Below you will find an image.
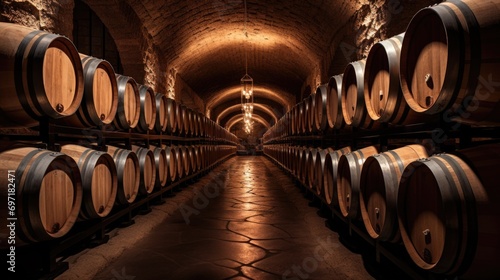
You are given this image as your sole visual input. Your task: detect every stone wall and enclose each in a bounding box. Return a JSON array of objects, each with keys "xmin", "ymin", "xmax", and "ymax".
[
  {"xmin": 174, "ymin": 75, "xmax": 205, "ymax": 114},
  {"xmin": 0, "ymin": 0, "xmax": 74, "ymax": 36},
  {"xmin": 0, "ymin": 0, "xmax": 443, "ymax": 131},
  {"xmin": 310, "ymin": 0, "xmax": 441, "ymax": 99}
]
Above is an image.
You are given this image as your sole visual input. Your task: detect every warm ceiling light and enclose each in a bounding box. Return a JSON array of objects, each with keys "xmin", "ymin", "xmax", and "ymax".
[{"xmin": 240, "ymin": 0, "xmax": 253, "ymax": 134}]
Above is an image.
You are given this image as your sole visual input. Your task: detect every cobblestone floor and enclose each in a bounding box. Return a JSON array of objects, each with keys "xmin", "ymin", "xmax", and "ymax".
[{"xmin": 80, "ymin": 156, "xmax": 379, "ymax": 280}]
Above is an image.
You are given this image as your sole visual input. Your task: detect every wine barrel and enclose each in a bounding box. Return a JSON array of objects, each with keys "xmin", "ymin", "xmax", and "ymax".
[
  {"xmin": 359, "ymin": 144, "xmax": 429, "ymax": 242},
  {"xmin": 364, "ymin": 33, "xmax": 429, "ymax": 125},
  {"xmin": 326, "ymin": 75, "xmax": 345, "ymax": 130},
  {"xmin": 107, "ymin": 146, "xmax": 140, "ymax": 205},
  {"xmin": 298, "ymin": 101, "xmax": 306, "ymax": 135},
  {"xmin": 337, "ymin": 145, "xmax": 379, "ymax": 219},
  {"xmin": 131, "ymin": 145, "xmax": 156, "ymax": 195},
  {"xmin": 322, "ymin": 146, "xmax": 351, "ymax": 207},
  {"xmin": 154, "ymin": 93, "xmax": 168, "ymax": 133},
  {"xmin": 193, "ymin": 145, "xmax": 202, "ymax": 171},
  {"xmin": 60, "ymin": 144, "xmax": 117, "ymax": 220},
  {"xmin": 0, "ymin": 23, "xmax": 84, "ymax": 127},
  {"xmin": 342, "ymin": 60, "xmax": 377, "ymax": 129},
  {"xmin": 162, "ymin": 145, "xmax": 177, "ymax": 182},
  {"xmin": 197, "ymin": 145, "xmax": 205, "ymax": 170},
  {"xmin": 313, "ymin": 148, "xmax": 333, "ymax": 197},
  {"xmin": 173, "ymin": 146, "xmax": 185, "ymax": 178},
  {"xmin": 398, "ymin": 144, "xmax": 500, "ymax": 279},
  {"xmin": 199, "ymin": 145, "xmax": 207, "ymax": 169},
  {"xmin": 175, "ymin": 104, "xmax": 185, "ymax": 135},
  {"xmin": 113, "ymin": 74, "xmax": 140, "ymax": 130},
  {"xmin": 400, "ymin": 0, "xmax": 500, "ymax": 125},
  {"xmin": 306, "ymin": 148, "xmax": 319, "ymax": 189},
  {"xmin": 185, "ymin": 146, "xmax": 195, "ymax": 175},
  {"xmin": 164, "ymin": 98, "xmax": 177, "ymax": 134},
  {"xmin": 150, "ymin": 145, "xmax": 167, "ymax": 188},
  {"xmin": 59, "ymin": 54, "xmax": 118, "ymax": 127},
  {"xmin": 135, "ymin": 85, "xmax": 157, "ymax": 133},
  {"xmin": 198, "ymin": 113, "xmax": 205, "ymax": 137},
  {"xmin": 290, "ymin": 105, "xmax": 298, "ymax": 135},
  {"xmin": 294, "ymin": 146, "xmax": 304, "ymax": 178},
  {"xmin": 306, "ymin": 94, "xmax": 316, "ymax": 134},
  {"xmin": 290, "ymin": 146, "xmax": 299, "ymax": 176},
  {"xmin": 192, "ymin": 110, "xmax": 199, "ymax": 137},
  {"xmin": 296, "ymin": 146, "xmax": 305, "ymax": 182},
  {"xmin": 299, "ymin": 147, "xmax": 314, "ymax": 185},
  {"xmin": 314, "ymin": 84, "xmax": 329, "ymax": 132},
  {"xmin": 185, "ymin": 107, "xmax": 194, "ymax": 136},
  {"xmin": 0, "ymin": 147, "xmax": 82, "ymax": 246}
]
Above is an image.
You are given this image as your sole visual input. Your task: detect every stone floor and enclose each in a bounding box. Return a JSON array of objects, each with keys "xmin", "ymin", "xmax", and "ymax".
[{"xmin": 59, "ymin": 156, "xmax": 396, "ymax": 280}]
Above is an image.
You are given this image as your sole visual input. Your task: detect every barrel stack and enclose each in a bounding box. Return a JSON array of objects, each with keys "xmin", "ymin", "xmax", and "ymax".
[
  {"xmin": 263, "ymin": 1, "xmax": 500, "ymax": 279},
  {"xmin": 0, "ymin": 22, "xmax": 238, "ymax": 251}
]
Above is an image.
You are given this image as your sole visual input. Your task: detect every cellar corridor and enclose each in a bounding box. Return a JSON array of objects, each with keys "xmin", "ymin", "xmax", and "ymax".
[{"xmin": 58, "ymin": 156, "xmax": 398, "ymax": 280}]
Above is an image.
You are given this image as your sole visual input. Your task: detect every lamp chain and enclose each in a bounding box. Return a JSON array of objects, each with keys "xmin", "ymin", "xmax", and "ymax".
[{"xmin": 244, "ymin": 0, "xmax": 248, "ymax": 75}]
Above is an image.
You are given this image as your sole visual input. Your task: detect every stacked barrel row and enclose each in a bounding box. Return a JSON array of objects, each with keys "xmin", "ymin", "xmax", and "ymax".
[
  {"xmin": 0, "ymin": 22, "xmax": 238, "ymax": 248},
  {"xmin": 0, "ymin": 144, "xmax": 236, "ymax": 247},
  {"xmin": 264, "ymin": 0, "xmax": 500, "ymax": 142},
  {"xmin": 264, "ymin": 143, "xmax": 500, "ymax": 279},
  {"xmin": 0, "ymin": 22, "xmax": 237, "ymax": 144}
]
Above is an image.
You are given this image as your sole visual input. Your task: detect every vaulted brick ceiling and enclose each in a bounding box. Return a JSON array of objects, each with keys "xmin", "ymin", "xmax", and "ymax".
[{"xmin": 105, "ymin": 0, "xmax": 357, "ymax": 128}]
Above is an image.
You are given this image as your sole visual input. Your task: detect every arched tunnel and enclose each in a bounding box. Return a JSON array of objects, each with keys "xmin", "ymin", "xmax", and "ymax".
[{"xmin": 3, "ymin": 1, "xmax": 499, "ymax": 280}]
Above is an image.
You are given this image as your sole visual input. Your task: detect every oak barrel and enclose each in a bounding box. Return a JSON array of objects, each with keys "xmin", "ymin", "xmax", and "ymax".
[
  {"xmin": 313, "ymin": 148, "xmax": 333, "ymax": 197},
  {"xmin": 184, "ymin": 107, "xmax": 194, "ymax": 137},
  {"xmin": 364, "ymin": 33, "xmax": 429, "ymax": 125},
  {"xmin": 113, "ymin": 74, "xmax": 140, "ymax": 130},
  {"xmin": 0, "ymin": 23, "xmax": 84, "ymax": 127},
  {"xmin": 131, "ymin": 145, "xmax": 156, "ymax": 195},
  {"xmin": 290, "ymin": 105, "xmax": 298, "ymax": 135},
  {"xmin": 60, "ymin": 54, "xmax": 118, "ymax": 127},
  {"xmin": 193, "ymin": 145, "xmax": 202, "ymax": 172},
  {"xmin": 150, "ymin": 145, "xmax": 167, "ymax": 188},
  {"xmin": 107, "ymin": 146, "xmax": 140, "ymax": 205},
  {"xmin": 359, "ymin": 144, "xmax": 429, "ymax": 242},
  {"xmin": 164, "ymin": 98, "xmax": 177, "ymax": 134},
  {"xmin": 173, "ymin": 146, "xmax": 186, "ymax": 179},
  {"xmin": 342, "ymin": 60, "xmax": 377, "ymax": 128},
  {"xmin": 198, "ymin": 112, "xmax": 205, "ymax": 137},
  {"xmin": 192, "ymin": 112, "xmax": 200, "ymax": 137},
  {"xmin": 61, "ymin": 145, "xmax": 117, "ymax": 220},
  {"xmin": 135, "ymin": 85, "xmax": 157, "ymax": 133},
  {"xmin": 398, "ymin": 144, "xmax": 500, "ymax": 279},
  {"xmin": 154, "ymin": 93, "xmax": 168, "ymax": 133},
  {"xmin": 291, "ymin": 146, "xmax": 300, "ymax": 176},
  {"xmin": 314, "ymin": 84, "xmax": 329, "ymax": 132},
  {"xmin": 0, "ymin": 147, "xmax": 82, "ymax": 246},
  {"xmin": 162, "ymin": 145, "xmax": 177, "ymax": 182},
  {"xmin": 306, "ymin": 94, "xmax": 316, "ymax": 134},
  {"xmin": 337, "ymin": 145, "xmax": 379, "ymax": 219},
  {"xmin": 175, "ymin": 104, "xmax": 185, "ymax": 135},
  {"xmin": 182, "ymin": 146, "xmax": 193, "ymax": 175},
  {"xmin": 197, "ymin": 145, "xmax": 205, "ymax": 170},
  {"xmin": 299, "ymin": 147, "xmax": 311, "ymax": 184},
  {"xmin": 297, "ymin": 101, "xmax": 305, "ymax": 135},
  {"xmin": 306, "ymin": 148, "xmax": 319, "ymax": 189},
  {"xmin": 326, "ymin": 75, "xmax": 345, "ymax": 130},
  {"xmin": 322, "ymin": 146, "xmax": 351, "ymax": 207},
  {"xmin": 400, "ymin": 0, "xmax": 500, "ymax": 125}
]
